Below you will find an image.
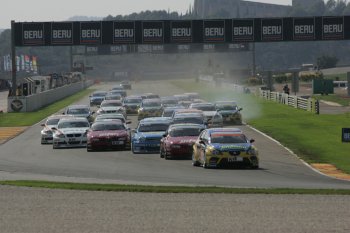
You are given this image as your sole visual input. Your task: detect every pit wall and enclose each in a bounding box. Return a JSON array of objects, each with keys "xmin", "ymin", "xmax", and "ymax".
[{"xmin": 7, "ymin": 80, "xmax": 93, "ymax": 113}]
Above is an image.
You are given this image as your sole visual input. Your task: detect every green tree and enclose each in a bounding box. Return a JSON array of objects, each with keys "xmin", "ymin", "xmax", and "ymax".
[{"xmin": 316, "ymin": 55, "xmax": 339, "ymax": 69}]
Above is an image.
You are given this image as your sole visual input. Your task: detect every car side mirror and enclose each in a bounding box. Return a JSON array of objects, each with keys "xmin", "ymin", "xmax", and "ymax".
[
  {"xmin": 126, "ymin": 120, "xmax": 132, "ymax": 124},
  {"xmin": 199, "ymin": 139, "xmax": 205, "ymax": 144},
  {"xmin": 250, "ymin": 139, "xmax": 255, "ymax": 143},
  {"xmin": 132, "ymin": 129, "xmax": 136, "ymax": 133},
  {"xmin": 162, "ymin": 133, "xmax": 167, "ymax": 137},
  {"xmin": 62, "ymin": 112, "xmax": 65, "ymax": 115},
  {"xmin": 41, "ymin": 123, "xmax": 45, "ymax": 127},
  {"xmin": 51, "ymin": 127, "xmax": 57, "ymax": 131},
  {"xmin": 239, "ymin": 108, "xmax": 243, "ymax": 111}
]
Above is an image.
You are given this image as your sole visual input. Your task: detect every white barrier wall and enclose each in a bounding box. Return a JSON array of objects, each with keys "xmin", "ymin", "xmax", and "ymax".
[{"xmin": 7, "ymin": 81, "xmax": 93, "ymax": 113}]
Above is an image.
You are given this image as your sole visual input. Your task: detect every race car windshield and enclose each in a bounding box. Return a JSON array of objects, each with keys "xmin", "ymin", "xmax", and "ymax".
[
  {"xmin": 101, "ymin": 102, "xmax": 122, "ymax": 107},
  {"xmin": 92, "ymin": 93, "xmax": 106, "ymax": 97},
  {"xmin": 124, "ymin": 99, "xmax": 142, "ymax": 103},
  {"xmin": 105, "ymin": 95, "xmax": 121, "ymax": 100},
  {"xmin": 138, "ymin": 124, "xmax": 169, "ymax": 132},
  {"xmin": 193, "ymin": 106, "xmax": 216, "ymax": 111},
  {"xmin": 211, "ymin": 134, "xmax": 247, "ymax": 144},
  {"xmin": 173, "ymin": 117, "xmax": 204, "ymax": 124},
  {"xmin": 169, "ymin": 128, "xmax": 202, "ymax": 137},
  {"xmin": 216, "ymin": 105, "xmax": 238, "ymax": 111},
  {"xmin": 46, "ymin": 118, "xmax": 60, "ymax": 125},
  {"xmin": 67, "ymin": 108, "xmax": 89, "ymax": 115},
  {"xmin": 91, "ymin": 123, "xmax": 125, "ymax": 131},
  {"xmin": 58, "ymin": 121, "xmax": 89, "ymax": 129},
  {"xmin": 143, "ymin": 102, "xmax": 161, "ymax": 107}
]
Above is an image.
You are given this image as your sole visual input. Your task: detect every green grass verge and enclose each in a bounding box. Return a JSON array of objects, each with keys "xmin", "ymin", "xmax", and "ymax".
[
  {"xmin": 1, "ymin": 180, "xmax": 349, "ymax": 194},
  {"xmin": 0, "ymin": 88, "xmax": 95, "ymax": 127},
  {"xmin": 324, "ymin": 73, "xmax": 347, "ymax": 81},
  {"xmin": 171, "ymin": 80, "xmax": 350, "ymax": 174},
  {"xmin": 313, "ymin": 94, "xmax": 350, "ymax": 106}
]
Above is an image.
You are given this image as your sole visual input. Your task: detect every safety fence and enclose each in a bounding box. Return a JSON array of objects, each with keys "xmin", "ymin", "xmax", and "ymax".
[{"xmin": 259, "ymin": 89, "xmax": 319, "ymax": 114}]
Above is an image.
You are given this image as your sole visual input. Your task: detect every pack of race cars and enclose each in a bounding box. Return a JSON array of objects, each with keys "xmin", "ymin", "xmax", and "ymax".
[{"xmin": 40, "ymin": 82, "xmax": 259, "ymax": 169}]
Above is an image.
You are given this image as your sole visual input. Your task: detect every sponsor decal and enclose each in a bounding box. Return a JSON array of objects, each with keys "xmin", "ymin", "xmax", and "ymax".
[
  {"xmin": 22, "ymin": 23, "xmax": 45, "ymax": 46},
  {"xmin": 261, "ymin": 18, "xmax": 283, "ymax": 41},
  {"xmin": 142, "ymin": 21, "xmax": 164, "ymax": 43},
  {"xmin": 110, "ymin": 45, "xmax": 128, "ymax": 54},
  {"xmin": 203, "ymin": 20, "xmax": 225, "ymax": 43},
  {"xmin": 51, "ymin": 22, "xmax": 73, "ymax": 45},
  {"xmin": 11, "ymin": 99, "xmax": 24, "ymax": 112},
  {"xmin": 86, "ymin": 46, "xmax": 99, "ymax": 55},
  {"xmin": 113, "ymin": 21, "xmax": 135, "ymax": 44},
  {"xmin": 80, "ymin": 22, "xmax": 102, "ymax": 44},
  {"xmin": 171, "ymin": 21, "xmax": 192, "ymax": 43},
  {"xmin": 293, "ymin": 17, "xmax": 315, "ymax": 41},
  {"xmin": 232, "ymin": 19, "xmax": 254, "ymax": 42},
  {"xmin": 322, "ymin": 17, "xmax": 344, "ymax": 40}
]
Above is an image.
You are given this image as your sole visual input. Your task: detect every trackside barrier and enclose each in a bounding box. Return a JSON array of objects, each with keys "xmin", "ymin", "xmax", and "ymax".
[
  {"xmin": 259, "ymin": 89, "xmax": 319, "ymax": 114},
  {"xmin": 197, "ymin": 75, "xmax": 319, "ymax": 114},
  {"xmin": 7, "ymin": 80, "xmax": 94, "ymax": 112}
]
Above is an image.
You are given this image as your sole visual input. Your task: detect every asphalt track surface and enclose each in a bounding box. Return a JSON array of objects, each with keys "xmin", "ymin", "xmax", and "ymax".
[{"xmin": 1, "ymin": 80, "xmax": 350, "ymax": 189}]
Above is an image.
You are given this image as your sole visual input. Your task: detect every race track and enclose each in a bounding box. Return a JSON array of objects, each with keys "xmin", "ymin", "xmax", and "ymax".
[{"xmin": 1, "ymin": 80, "xmax": 350, "ymax": 189}]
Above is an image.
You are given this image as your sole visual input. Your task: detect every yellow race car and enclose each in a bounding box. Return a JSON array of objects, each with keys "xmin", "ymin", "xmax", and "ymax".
[
  {"xmin": 137, "ymin": 99, "xmax": 163, "ymax": 120},
  {"xmin": 192, "ymin": 128, "xmax": 259, "ymax": 169}
]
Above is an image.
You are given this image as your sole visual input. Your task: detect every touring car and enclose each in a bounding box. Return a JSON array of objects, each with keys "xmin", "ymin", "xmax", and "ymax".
[
  {"xmin": 40, "ymin": 114, "xmax": 73, "ymax": 144},
  {"xmin": 87, "ymin": 119, "xmax": 131, "ymax": 151},
  {"xmin": 96, "ymin": 100, "xmax": 126, "ymax": 118},
  {"xmin": 192, "ymin": 128, "xmax": 259, "ymax": 169},
  {"xmin": 63, "ymin": 105, "xmax": 94, "ymax": 123},
  {"xmin": 123, "ymin": 96, "xmax": 143, "ymax": 114},
  {"xmin": 131, "ymin": 117, "xmax": 171, "ymax": 154},
  {"xmin": 89, "ymin": 91, "xmax": 107, "ymax": 106},
  {"xmin": 160, "ymin": 124, "xmax": 205, "ymax": 160},
  {"xmin": 137, "ymin": 99, "xmax": 163, "ymax": 120},
  {"xmin": 215, "ymin": 101, "xmax": 243, "ymax": 125},
  {"xmin": 189, "ymin": 103, "xmax": 223, "ymax": 127},
  {"xmin": 52, "ymin": 117, "xmax": 90, "ymax": 149}
]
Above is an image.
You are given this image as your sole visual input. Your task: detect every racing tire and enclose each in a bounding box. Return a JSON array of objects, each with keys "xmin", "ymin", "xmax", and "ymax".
[
  {"xmin": 160, "ymin": 148, "xmax": 165, "ymax": 158},
  {"xmin": 164, "ymin": 151, "xmax": 171, "ymax": 160},
  {"xmin": 192, "ymin": 153, "xmax": 200, "ymax": 167}
]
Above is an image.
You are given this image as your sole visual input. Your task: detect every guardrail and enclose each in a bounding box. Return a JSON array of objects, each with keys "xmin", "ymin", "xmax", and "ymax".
[{"xmin": 259, "ymin": 89, "xmax": 319, "ymax": 114}]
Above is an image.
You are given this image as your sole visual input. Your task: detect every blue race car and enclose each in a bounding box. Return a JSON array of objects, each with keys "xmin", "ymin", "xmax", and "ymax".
[{"xmin": 131, "ymin": 117, "xmax": 171, "ymax": 154}]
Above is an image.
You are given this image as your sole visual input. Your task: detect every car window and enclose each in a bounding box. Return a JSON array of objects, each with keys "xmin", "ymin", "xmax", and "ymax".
[
  {"xmin": 46, "ymin": 118, "xmax": 60, "ymax": 125},
  {"xmin": 58, "ymin": 121, "xmax": 89, "ymax": 128},
  {"xmin": 91, "ymin": 123, "xmax": 125, "ymax": 131},
  {"xmin": 138, "ymin": 123, "xmax": 169, "ymax": 132},
  {"xmin": 169, "ymin": 128, "xmax": 202, "ymax": 137},
  {"xmin": 210, "ymin": 133, "xmax": 247, "ymax": 144},
  {"xmin": 67, "ymin": 108, "xmax": 89, "ymax": 115}
]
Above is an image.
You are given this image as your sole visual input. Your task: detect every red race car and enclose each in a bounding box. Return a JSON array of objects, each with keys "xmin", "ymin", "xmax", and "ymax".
[
  {"xmin": 160, "ymin": 123, "xmax": 205, "ymax": 160},
  {"xmin": 87, "ymin": 119, "xmax": 131, "ymax": 151}
]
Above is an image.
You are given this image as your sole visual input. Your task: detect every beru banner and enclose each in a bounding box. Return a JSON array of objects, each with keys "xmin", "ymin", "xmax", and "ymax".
[{"xmin": 13, "ymin": 16, "xmax": 350, "ymax": 46}]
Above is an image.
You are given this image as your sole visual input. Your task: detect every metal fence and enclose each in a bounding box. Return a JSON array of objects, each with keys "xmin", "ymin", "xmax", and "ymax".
[{"xmin": 259, "ymin": 89, "xmax": 319, "ymax": 114}]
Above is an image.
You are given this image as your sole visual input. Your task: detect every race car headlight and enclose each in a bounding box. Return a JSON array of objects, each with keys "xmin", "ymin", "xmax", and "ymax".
[
  {"xmin": 55, "ymin": 133, "xmax": 65, "ymax": 138},
  {"xmin": 247, "ymin": 148, "xmax": 257, "ymax": 156}
]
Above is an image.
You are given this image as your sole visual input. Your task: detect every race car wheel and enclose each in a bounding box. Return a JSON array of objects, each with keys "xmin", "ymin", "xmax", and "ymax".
[
  {"xmin": 160, "ymin": 148, "xmax": 165, "ymax": 158},
  {"xmin": 164, "ymin": 151, "xmax": 171, "ymax": 160},
  {"xmin": 192, "ymin": 152, "xmax": 200, "ymax": 167}
]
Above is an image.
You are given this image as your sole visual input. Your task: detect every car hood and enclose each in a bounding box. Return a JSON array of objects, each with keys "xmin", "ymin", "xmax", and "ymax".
[
  {"xmin": 134, "ymin": 131, "xmax": 165, "ymax": 139},
  {"xmin": 58, "ymin": 127, "xmax": 90, "ymax": 134},
  {"xmin": 88, "ymin": 130, "xmax": 128, "ymax": 138},
  {"xmin": 167, "ymin": 136, "xmax": 198, "ymax": 145},
  {"xmin": 101, "ymin": 106, "xmax": 123, "ymax": 111},
  {"xmin": 211, "ymin": 143, "xmax": 251, "ymax": 152}
]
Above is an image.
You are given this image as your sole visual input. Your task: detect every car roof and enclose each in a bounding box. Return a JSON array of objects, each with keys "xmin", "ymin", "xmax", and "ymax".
[
  {"xmin": 59, "ymin": 117, "xmax": 89, "ymax": 123},
  {"xmin": 92, "ymin": 119, "xmax": 123, "ymax": 124},
  {"xmin": 125, "ymin": 95, "xmax": 142, "ymax": 99},
  {"xmin": 101, "ymin": 100, "xmax": 122, "ymax": 103},
  {"xmin": 96, "ymin": 113, "xmax": 124, "ymax": 118},
  {"xmin": 207, "ymin": 128, "xmax": 243, "ymax": 134},
  {"xmin": 140, "ymin": 117, "xmax": 172, "ymax": 123},
  {"xmin": 67, "ymin": 105, "xmax": 89, "ymax": 109},
  {"xmin": 168, "ymin": 123, "xmax": 205, "ymax": 130},
  {"xmin": 142, "ymin": 99, "xmax": 161, "ymax": 103}
]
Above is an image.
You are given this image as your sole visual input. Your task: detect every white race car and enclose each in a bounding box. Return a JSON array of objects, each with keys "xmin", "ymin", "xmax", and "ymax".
[
  {"xmin": 52, "ymin": 117, "xmax": 90, "ymax": 149},
  {"xmin": 40, "ymin": 114, "xmax": 73, "ymax": 144}
]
